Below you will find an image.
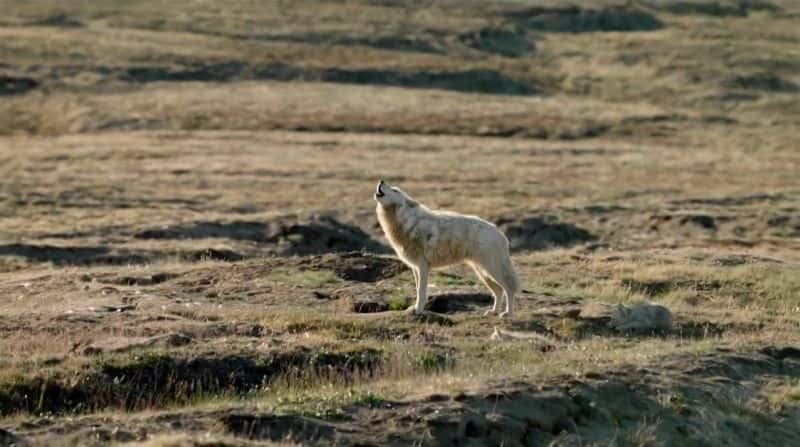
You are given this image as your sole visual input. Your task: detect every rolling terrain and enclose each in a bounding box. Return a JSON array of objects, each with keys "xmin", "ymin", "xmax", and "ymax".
[{"xmin": 1, "ymin": 1, "xmax": 799, "ymax": 445}]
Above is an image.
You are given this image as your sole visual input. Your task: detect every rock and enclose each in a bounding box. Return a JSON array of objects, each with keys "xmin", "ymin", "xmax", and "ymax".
[{"xmin": 608, "ymin": 303, "xmax": 673, "ymax": 332}]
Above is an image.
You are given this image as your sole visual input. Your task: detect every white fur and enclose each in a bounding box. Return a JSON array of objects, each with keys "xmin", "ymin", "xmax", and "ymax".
[{"xmin": 374, "ymin": 181, "xmax": 521, "ymax": 318}]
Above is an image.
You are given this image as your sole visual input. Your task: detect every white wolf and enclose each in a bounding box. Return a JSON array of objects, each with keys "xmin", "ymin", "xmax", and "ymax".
[{"xmin": 374, "ymin": 180, "xmax": 521, "ymax": 318}]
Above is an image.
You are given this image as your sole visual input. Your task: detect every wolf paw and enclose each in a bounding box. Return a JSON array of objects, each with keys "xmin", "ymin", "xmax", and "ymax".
[
  {"xmin": 404, "ymin": 306, "xmax": 421, "ymax": 315},
  {"xmin": 498, "ymin": 311, "xmax": 512, "ymax": 319},
  {"xmin": 484, "ymin": 308, "xmax": 498, "ymax": 316}
]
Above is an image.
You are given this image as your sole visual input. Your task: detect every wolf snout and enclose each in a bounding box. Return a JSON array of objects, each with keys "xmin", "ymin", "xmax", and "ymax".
[{"xmin": 375, "ymin": 180, "xmax": 386, "ymax": 197}]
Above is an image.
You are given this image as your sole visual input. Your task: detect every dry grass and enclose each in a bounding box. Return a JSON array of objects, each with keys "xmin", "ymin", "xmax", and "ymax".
[
  {"xmin": 124, "ymin": 434, "xmax": 300, "ymax": 447},
  {"xmin": 1, "ymin": 0, "xmax": 800, "ymax": 445}
]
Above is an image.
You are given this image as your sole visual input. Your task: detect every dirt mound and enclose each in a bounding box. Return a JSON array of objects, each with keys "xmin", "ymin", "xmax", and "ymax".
[
  {"xmin": 430, "ymin": 388, "xmax": 582, "ymax": 445},
  {"xmin": 709, "ymin": 254, "xmax": 784, "ymax": 266},
  {"xmin": 0, "ymin": 243, "xmax": 249, "ymax": 266},
  {"xmin": 0, "ymin": 347, "xmax": 383, "ymax": 415},
  {"xmin": 425, "ymin": 292, "xmax": 493, "ymax": 313},
  {"xmin": 30, "ymin": 13, "xmax": 84, "ymax": 27},
  {"xmin": 407, "ymin": 310, "xmax": 455, "ymax": 326},
  {"xmin": 79, "ymin": 333, "xmax": 192, "ymax": 355},
  {"xmin": 314, "ymin": 67, "xmax": 538, "ymax": 96},
  {"xmin": 11, "ymin": 347, "xmax": 800, "ymax": 445},
  {"xmin": 351, "ymin": 301, "xmax": 390, "ymax": 313},
  {"xmin": 135, "ymin": 216, "xmax": 388, "ymax": 256},
  {"xmin": 670, "ymin": 193, "xmax": 786, "ymax": 206},
  {"xmin": 223, "ymin": 414, "xmax": 335, "ymax": 443},
  {"xmin": 336, "ymin": 35, "xmax": 442, "ymax": 54},
  {"xmin": 270, "ymin": 32, "xmax": 443, "ymax": 55},
  {"xmin": 87, "ymin": 272, "xmax": 178, "ymax": 286},
  {"xmin": 495, "ymin": 215, "xmax": 596, "ymax": 251},
  {"xmin": 767, "ymin": 214, "xmax": 800, "ymax": 237},
  {"xmin": 0, "ymin": 243, "xmax": 109, "ymax": 263},
  {"xmin": 675, "ymin": 320, "xmax": 762, "ymax": 338},
  {"xmin": 0, "ymin": 75, "xmax": 38, "ymax": 95},
  {"xmin": 135, "ymin": 221, "xmax": 269, "ymax": 241},
  {"xmin": 620, "ymin": 277, "xmax": 722, "ymax": 296},
  {"xmin": 209, "ymin": 347, "xmax": 800, "ymax": 446},
  {"xmin": 647, "ymin": 0, "xmax": 780, "ymax": 17},
  {"xmin": 458, "ymin": 27, "xmax": 535, "ymax": 58},
  {"xmin": 650, "ymin": 212, "xmax": 718, "ymax": 230},
  {"xmin": 349, "ymin": 291, "xmax": 492, "ymax": 315},
  {"xmin": 187, "ymin": 248, "xmax": 245, "ymax": 262},
  {"xmin": 403, "ymin": 348, "xmax": 800, "ymax": 446},
  {"xmin": 589, "ymin": 207, "xmax": 798, "ymax": 245},
  {"xmin": 725, "ymin": 73, "xmax": 798, "ymax": 92},
  {"xmin": 122, "ymin": 62, "xmax": 249, "ymax": 83},
  {"xmin": 316, "ymin": 252, "xmax": 405, "ymax": 282},
  {"xmin": 267, "ymin": 217, "xmax": 388, "ymax": 256},
  {"xmin": 121, "ymin": 62, "xmax": 539, "ymax": 96},
  {"xmin": 0, "ymin": 243, "xmax": 150, "ymax": 266},
  {"xmin": 506, "ymin": 6, "xmax": 662, "ymax": 33}
]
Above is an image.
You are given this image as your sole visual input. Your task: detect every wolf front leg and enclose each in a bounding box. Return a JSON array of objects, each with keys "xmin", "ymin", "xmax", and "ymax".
[
  {"xmin": 413, "ymin": 261, "xmax": 429, "ymax": 314},
  {"xmin": 406, "ymin": 266, "xmax": 420, "ymax": 314}
]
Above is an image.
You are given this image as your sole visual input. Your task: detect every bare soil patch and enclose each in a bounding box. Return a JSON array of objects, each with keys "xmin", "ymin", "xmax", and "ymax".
[
  {"xmin": 117, "ymin": 62, "xmax": 540, "ymax": 96},
  {"xmin": 135, "ymin": 215, "xmax": 388, "ymax": 256},
  {"xmin": 506, "ymin": 5, "xmax": 663, "ymax": 33},
  {"xmin": 496, "ymin": 215, "xmax": 596, "ymax": 251},
  {"xmin": 647, "ymin": 0, "xmax": 781, "ymax": 17},
  {"xmin": 1, "ymin": 0, "xmax": 800, "ymax": 444},
  {"xmin": 0, "ymin": 74, "xmax": 38, "ymax": 95},
  {"xmin": 457, "ymin": 26, "xmax": 535, "ymax": 58}
]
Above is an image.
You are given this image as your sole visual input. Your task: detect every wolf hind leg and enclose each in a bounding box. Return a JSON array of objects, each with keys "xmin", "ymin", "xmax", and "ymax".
[
  {"xmin": 471, "ymin": 263, "xmax": 504, "ymax": 315},
  {"xmin": 473, "ymin": 253, "xmax": 519, "ymax": 319}
]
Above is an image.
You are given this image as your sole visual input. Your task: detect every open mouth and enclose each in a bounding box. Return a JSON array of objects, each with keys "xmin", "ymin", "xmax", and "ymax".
[{"xmin": 375, "ymin": 182, "xmax": 385, "ymax": 198}]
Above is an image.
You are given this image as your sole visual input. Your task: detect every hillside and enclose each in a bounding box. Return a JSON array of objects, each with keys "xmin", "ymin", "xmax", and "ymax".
[{"xmin": 1, "ymin": 1, "xmax": 799, "ymax": 445}]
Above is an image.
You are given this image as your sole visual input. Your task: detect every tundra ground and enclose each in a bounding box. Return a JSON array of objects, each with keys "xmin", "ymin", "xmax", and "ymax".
[{"xmin": 1, "ymin": 1, "xmax": 799, "ymax": 445}]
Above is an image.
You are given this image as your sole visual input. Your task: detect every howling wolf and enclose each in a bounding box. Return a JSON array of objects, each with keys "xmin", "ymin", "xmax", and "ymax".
[{"xmin": 374, "ymin": 180, "xmax": 521, "ymax": 318}]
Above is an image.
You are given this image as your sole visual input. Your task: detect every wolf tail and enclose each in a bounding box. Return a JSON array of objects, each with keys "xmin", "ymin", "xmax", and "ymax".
[
  {"xmin": 497, "ymin": 239, "xmax": 521, "ymax": 293},
  {"xmin": 502, "ymin": 254, "xmax": 522, "ymax": 294}
]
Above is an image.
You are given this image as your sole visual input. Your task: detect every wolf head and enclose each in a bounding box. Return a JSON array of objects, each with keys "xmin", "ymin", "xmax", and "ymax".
[{"xmin": 374, "ymin": 180, "xmax": 418, "ymax": 209}]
